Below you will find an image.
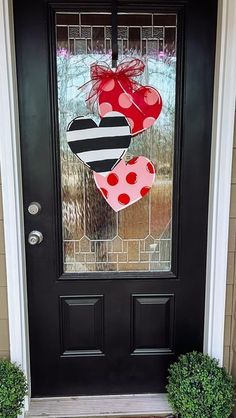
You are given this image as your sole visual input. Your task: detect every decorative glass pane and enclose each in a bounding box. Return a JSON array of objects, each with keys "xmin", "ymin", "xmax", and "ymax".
[
  {"xmin": 147, "ymin": 40, "xmax": 158, "ymax": 55},
  {"xmin": 118, "ymin": 14, "xmax": 152, "ymax": 26},
  {"xmin": 87, "ymin": 39, "xmax": 92, "ymax": 53},
  {"xmin": 69, "ymin": 26, "xmax": 80, "ymax": 38},
  {"xmin": 56, "ymin": 13, "xmax": 79, "ymax": 25},
  {"xmin": 105, "ymin": 26, "xmax": 112, "ymax": 38},
  {"xmin": 153, "ymin": 14, "xmax": 176, "ymax": 26},
  {"xmin": 165, "ymin": 27, "xmax": 177, "ymax": 55},
  {"xmin": 56, "ymin": 12, "xmax": 177, "ymax": 273},
  {"xmin": 123, "ymin": 39, "xmax": 128, "ymax": 53},
  {"xmin": 129, "ymin": 27, "xmax": 141, "ymax": 52},
  {"xmin": 92, "ymin": 27, "xmax": 105, "ymax": 53},
  {"xmin": 81, "ymin": 14, "xmax": 111, "ymax": 25},
  {"xmin": 57, "ymin": 26, "xmax": 68, "ymax": 50},
  {"xmin": 118, "ymin": 27, "xmax": 128, "ymax": 39},
  {"xmin": 69, "ymin": 39, "xmax": 74, "ymax": 54},
  {"xmin": 153, "ymin": 27, "xmax": 164, "ymax": 39},
  {"xmin": 118, "ymin": 40, "xmax": 123, "ymax": 54},
  {"xmin": 106, "ymin": 39, "xmax": 111, "ymax": 53},
  {"xmin": 142, "ymin": 40, "xmax": 147, "ymax": 55},
  {"xmin": 81, "ymin": 26, "xmax": 92, "ymax": 38},
  {"xmin": 142, "ymin": 27, "xmax": 152, "ymax": 39},
  {"xmin": 75, "ymin": 39, "xmax": 86, "ymax": 54}
]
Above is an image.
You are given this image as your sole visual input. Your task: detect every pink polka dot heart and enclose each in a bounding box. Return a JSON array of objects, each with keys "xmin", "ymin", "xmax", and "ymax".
[
  {"xmin": 93, "ymin": 156, "xmax": 156, "ymax": 212},
  {"xmin": 98, "ymin": 82, "xmax": 162, "ymax": 136}
]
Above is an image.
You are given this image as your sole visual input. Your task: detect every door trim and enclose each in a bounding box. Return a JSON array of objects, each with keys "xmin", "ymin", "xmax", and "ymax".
[
  {"xmin": 0, "ymin": 0, "xmax": 236, "ymax": 415},
  {"xmin": 204, "ymin": 0, "xmax": 236, "ymax": 362},
  {"xmin": 0, "ymin": 0, "xmax": 30, "ymax": 413}
]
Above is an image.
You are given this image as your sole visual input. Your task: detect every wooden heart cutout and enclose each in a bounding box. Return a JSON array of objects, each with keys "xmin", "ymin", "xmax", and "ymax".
[
  {"xmin": 98, "ymin": 84, "xmax": 162, "ymax": 136},
  {"xmin": 66, "ymin": 112, "xmax": 131, "ymax": 174},
  {"xmin": 93, "ymin": 156, "xmax": 155, "ymax": 212}
]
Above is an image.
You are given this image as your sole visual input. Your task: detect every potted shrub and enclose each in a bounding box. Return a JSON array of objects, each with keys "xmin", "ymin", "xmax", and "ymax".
[
  {"xmin": 166, "ymin": 351, "xmax": 234, "ymax": 418},
  {"xmin": 0, "ymin": 358, "xmax": 28, "ymax": 418}
]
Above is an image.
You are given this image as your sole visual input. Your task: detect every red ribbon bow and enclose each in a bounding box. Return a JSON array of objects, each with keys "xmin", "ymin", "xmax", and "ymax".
[{"xmin": 79, "ymin": 59, "xmax": 145, "ymax": 104}]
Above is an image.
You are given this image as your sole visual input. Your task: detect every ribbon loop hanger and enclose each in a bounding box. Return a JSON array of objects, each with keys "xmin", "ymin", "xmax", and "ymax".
[{"xmin": 111, "ymin": 0, "xmax": 118, "ymax": 68}]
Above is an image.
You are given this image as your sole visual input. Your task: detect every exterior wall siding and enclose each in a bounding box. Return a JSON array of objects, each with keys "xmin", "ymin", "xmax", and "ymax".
[
  {"xmin": 0, "ymin": 173, "xmax": 9, "ymax": 359},
  {"xmin": 225, "ymin": 113, "xmax": 236, "ymax": 375}
]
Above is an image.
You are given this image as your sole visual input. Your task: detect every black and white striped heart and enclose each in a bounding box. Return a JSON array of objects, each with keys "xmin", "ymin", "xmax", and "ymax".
[{"xmin": 66, "ymin": 111, "xmax": 131, "ymax": 175}]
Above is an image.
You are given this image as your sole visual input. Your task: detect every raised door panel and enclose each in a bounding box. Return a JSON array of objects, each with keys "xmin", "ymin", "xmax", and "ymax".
[
  {"xmin": 60, "ymin": 295, "xmax": 104, "ymax": 356},
  {"xmin": 131, "ymin": 294, "xmax": 174, "ymax": 354}
]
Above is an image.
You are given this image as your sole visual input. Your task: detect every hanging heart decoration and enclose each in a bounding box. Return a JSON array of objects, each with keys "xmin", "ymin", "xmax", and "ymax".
[
  {"xmin": 66, "ymin": 111, "xmax": 131, "ymax": 174},
  {"xmin": 79, "ymin": 59, "xmax": 162, "ymax": 136},
  {"xmin": 93, "ymin": 156, "xmax": 156, "ymax": 212},
  {"xmin": 99, "ymin": 85, "xmax": 162, "ymax": 136}
]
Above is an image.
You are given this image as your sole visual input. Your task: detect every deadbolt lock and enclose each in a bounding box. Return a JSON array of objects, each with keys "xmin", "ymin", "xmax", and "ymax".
[{"xmin": 28, "ymin": 202, "xmax": 41, "ymax": 215}]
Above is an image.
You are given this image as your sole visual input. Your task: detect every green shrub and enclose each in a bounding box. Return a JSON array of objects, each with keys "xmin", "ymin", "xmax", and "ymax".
[
  {"xmin": 166, "ymin": 351, "xmax": 234, "ymax": 418},
  {"xmin": 0, "ymin": 359, "xmax": 28, "ymax": 418}
]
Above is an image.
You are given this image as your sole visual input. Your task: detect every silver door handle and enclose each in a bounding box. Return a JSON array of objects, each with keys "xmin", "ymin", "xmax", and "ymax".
[{"xmin": 28, "ymin": 230, "xmax": 43, "ymax": 245}]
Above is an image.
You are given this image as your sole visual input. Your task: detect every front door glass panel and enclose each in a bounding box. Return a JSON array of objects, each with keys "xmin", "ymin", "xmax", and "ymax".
[{"xmin": 56, "ymin": 12, "xmax": 177, "ymax": 273}]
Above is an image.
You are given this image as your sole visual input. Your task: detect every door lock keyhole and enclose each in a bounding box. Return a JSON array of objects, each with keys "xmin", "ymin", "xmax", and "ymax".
[{"xmin": 28, "ymin": 230, "xmax": 43, "ymax": 245}]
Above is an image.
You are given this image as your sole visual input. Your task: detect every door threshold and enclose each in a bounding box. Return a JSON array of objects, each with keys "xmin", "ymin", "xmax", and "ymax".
[{"xmin": 25, "ymin": 393, "xmax": 173, "ymax": 417}]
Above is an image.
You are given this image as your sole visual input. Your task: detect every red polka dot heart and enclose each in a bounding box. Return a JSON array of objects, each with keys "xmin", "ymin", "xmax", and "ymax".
[
  {"xmin": 98, "ymin": 83, "xmax": 162, "ymax": 136},
  {"xmin": 93, "ymin": 156, "xmax": 155, "ymax": 212}
]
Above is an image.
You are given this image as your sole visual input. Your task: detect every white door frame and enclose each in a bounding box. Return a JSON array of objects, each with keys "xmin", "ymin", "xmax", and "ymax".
[
  {"xmin": 0, "ymin": 0, "xmax": 236, "ymax": 415},
  {"xmin": 203, "ymin": 0, "xmax": 236, "ymax": 360}
]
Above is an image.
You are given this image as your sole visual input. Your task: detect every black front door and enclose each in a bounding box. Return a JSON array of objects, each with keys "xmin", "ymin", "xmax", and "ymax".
[{"xmin": 13, "ymin": 0, "xmax": 217, "ymax": 397}]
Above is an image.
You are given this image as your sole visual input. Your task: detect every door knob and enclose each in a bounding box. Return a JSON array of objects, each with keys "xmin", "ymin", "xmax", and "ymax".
[{"xmin": 28, "ymin": 230, "xmax": 43, "ymax": 245}]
